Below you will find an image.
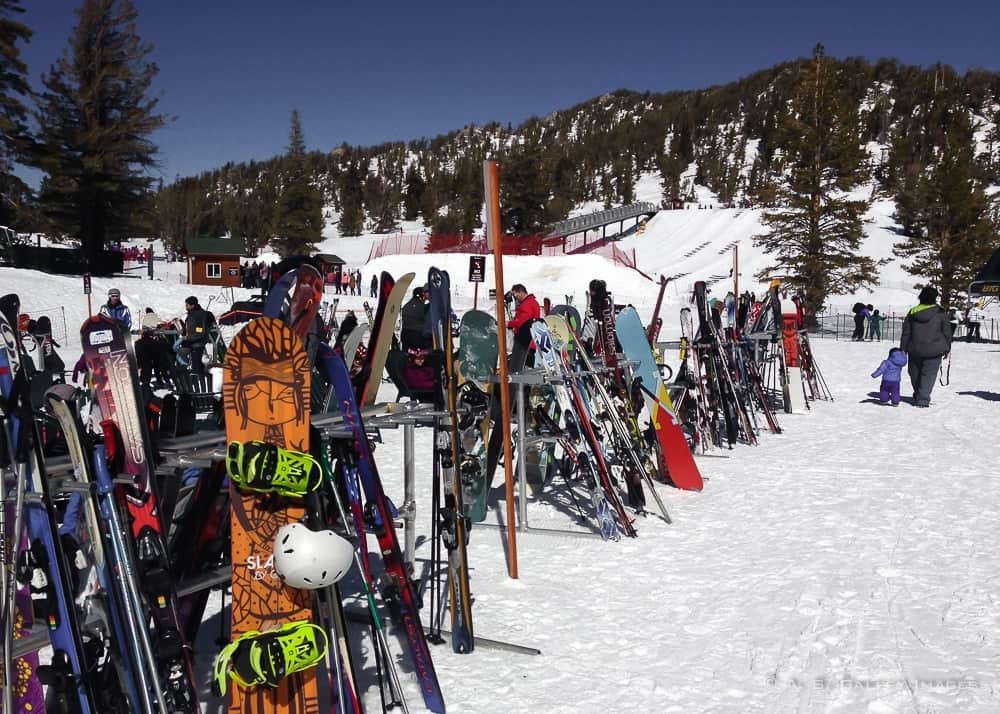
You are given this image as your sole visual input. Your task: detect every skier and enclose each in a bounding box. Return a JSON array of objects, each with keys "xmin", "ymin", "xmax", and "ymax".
[
  {"xmin": 868, "ymin": 309, "xmax": 884, "ymax": 341},
  {"xmin": 181, "ymin": 296, "xmax": 214, "ymax": 374},
  {"xmin": 135, "ymin": 323, "xmax": 175, "ymax": 387},
  {"xmin": 965, "ymin": 304, "xmax": 983, "ymax": 341},
  {"xmin": 99, "ymin": 288, "xmax": 132, "ymax": 331},
  {"xmin": 401, "ymin": 286, "xmax": 431, "ymax": 351},
  {"xmin": 870, "ymin": 347, "xmax": 907, "ymax": 406},
  {"xmin": 900, "ymin": 287, "xmax": 952, "ymax": 408},
  {"xmin": 334, "ymin": 310, "xmax": 358, "ymax": 353},
  {"xmin": 506, "ymin": 283, "xmax": 541, "ymax": 367},
  {"xmin": 370, "ymin": 274, "xmax": 378, "ymax": 297},
  {"xmin": 851, "ymin": 302, "xmax": 867, "ymax": 341},
  {"xmin": 402, "ymin": 347, "xmax": 437, "ymax": 400},
  {"xmin": 140, "ymin": 306, "xmax": 162, "ymax": 332},
  {"xmin": 948, "ymin": 309, "xmax": 960, "ymax": 338}
]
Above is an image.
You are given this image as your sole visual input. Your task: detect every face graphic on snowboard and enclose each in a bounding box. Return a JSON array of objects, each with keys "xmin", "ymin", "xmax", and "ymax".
[{"xmin": 240, "ymin": 376, "xmax": 298, "ymax": 426}]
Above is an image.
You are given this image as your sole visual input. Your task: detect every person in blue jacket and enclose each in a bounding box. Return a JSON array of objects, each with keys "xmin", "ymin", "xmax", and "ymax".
[
  {"xmin": 871, "ymin": 347, "xmax": 907, "ymax": 406},
  {"xmin": 99, "ymin": 287, "xmax": 132, "ymax": 330}
]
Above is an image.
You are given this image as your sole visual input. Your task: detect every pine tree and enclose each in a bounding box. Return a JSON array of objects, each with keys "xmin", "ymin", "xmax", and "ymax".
[
  {"xmin": 272, "ymin": 110, "xmax": 323, "ymax": 256},
  {"xmin": 0, "ymin": 0, "xmax": 32, "ymax": 228},
  {"xmin": 753, "ymin": 45, "xmax": 877, "ymax": 321},
  {"xmin": 500, "ymin": 147, "xmax": 548, "ymax": 235},
  {"xmin": 337, "ymin": 159, "xmax": 365, "ymax": 236},
  {"xmin": 403, "ymin": 163, "xmax": 425, "ymax": 221},
  {"xmin": 31, "ymin": 0, "xmax": 164, "ymax": 262},
  {"xmin": 893, "ymin": 111, "xmax": 997, "ymax": 308}
]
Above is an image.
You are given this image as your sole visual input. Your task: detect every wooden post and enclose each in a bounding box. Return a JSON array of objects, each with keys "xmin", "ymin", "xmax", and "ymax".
[
  {"xmin": 484, "ymin": 160, "xmax": 518, "ymax": 579},
  {"xmin": 733, "ymin": 244, "xmax": 739, "ymax": 299}
]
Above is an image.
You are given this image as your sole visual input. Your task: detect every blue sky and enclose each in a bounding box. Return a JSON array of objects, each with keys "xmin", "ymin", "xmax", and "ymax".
[{"xmin": 17, "ymin": 0, "xmax": 1000, "ymax": 185}]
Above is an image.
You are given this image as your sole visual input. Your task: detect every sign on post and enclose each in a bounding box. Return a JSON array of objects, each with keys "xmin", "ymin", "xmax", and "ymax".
[
  {"xmin": 468, "ymin": 255, "xmax": 486, "ymax": 283},
  {"xmin": 83, "ymin": 273, "xmax": 92, "ymax": 316}
]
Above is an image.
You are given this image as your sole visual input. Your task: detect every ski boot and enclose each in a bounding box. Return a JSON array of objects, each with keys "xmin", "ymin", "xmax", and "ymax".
[
  {"xmin": 212, "ymin": 621, "xmax": 327, "ymax": 696},
  {"xmin": 226, "ymin": 441, "xmax": 322, "ymax": 498}
]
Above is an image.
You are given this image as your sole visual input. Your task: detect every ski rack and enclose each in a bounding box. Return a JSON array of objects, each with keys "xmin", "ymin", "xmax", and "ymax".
[
  {"xmin": 2, "ymin": 460, "xmax": 140, "ymax": 660},
  {"xmin": 743, "ymin": 332, "xmax": 796, "ymax": 414},
  {"xmin": 481, "ymin": 368, "xmax": 604, "ymax": 540},
  {"xmin": 155, "ymin": 402, "xmax": 438, "ymax": 570},
  {"xmin": 39, "ymin": 403, "xmax": 437, "ymax": 594},
  {"xmin": 36, "ymin": 401, "xmax": 545, "ymax": 662}
]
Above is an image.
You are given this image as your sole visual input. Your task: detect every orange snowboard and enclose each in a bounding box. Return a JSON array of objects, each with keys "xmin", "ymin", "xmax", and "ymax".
[{"xmin": 222, "ymin": 318, "xmax": 318, "ymax": 714}]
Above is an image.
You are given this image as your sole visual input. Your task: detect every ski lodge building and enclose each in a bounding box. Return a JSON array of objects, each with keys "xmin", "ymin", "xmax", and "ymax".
[{"xmin": 184, "ymin": 237, "xmax": 246, "ymax": 287}]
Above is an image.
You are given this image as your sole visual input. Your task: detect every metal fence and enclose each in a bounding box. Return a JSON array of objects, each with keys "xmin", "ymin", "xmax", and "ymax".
[
  {"xmin": 809, "ymin": 313, "xmax": 1000, "ymax": 343},
  {"xmin": 18, "ymin": 304, "xmax": 69, "ymax": 351}
]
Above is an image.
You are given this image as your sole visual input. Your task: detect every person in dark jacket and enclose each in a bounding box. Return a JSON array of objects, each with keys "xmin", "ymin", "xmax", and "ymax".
[
  {"xmin": 370, "ymin": 274, "xmax": 378, "ymax": 297},
  {"xmin": 899, "ymin": 287, "xmax": 952, "ymax": 407},
  {"xmin": 181, "ymin": 296, "xmax": 213, "ymax": 374},
  {"xmin": 871, "ymin": 347, "xmax": 907, "ymax": 406},
  {"xmin": 851, "ymin": 302, "xmax": 869, "ymax": 341},
  {"xmin": 135, "ymin": 325, "xmax": 175, "ymax": 387},
  {"xmin": 400, "ymin": 286, "xmax": 431, "ymax": 351},
  {"xmin": 99, "ymin": 288, "xmax": 132, "ymax": 330}
]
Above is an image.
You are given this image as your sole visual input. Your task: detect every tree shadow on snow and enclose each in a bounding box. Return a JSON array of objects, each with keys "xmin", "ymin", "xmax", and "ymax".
[{"xmin": 956, "ymin": 390, "xmax": 1000, "ymax": 402}]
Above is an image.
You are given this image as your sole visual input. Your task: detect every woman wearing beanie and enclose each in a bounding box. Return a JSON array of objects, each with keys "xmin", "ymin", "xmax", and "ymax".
[{"xmin": 899, "ymin": 286, "xmax": 952, "ymax": 407}]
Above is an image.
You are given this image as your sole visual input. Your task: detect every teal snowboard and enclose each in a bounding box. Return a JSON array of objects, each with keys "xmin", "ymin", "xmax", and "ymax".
[{"xmin": 457, "ymin": 310, "xmax": 498, "ymax": 522}]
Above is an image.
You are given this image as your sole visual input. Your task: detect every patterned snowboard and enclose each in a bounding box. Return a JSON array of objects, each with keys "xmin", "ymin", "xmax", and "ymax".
[
  {"xmin": 222, "ymin": 318, "xmax": 318, "ymax": 714},
  {"xmin": 457, "ymin": 310, "xmax": 498, "ymax": 521}
]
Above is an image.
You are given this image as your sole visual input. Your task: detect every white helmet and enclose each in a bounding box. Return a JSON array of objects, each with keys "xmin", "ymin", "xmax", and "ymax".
[{"xmin": 273, "ymin": 523, "xmax": 353, "ymax": 590}]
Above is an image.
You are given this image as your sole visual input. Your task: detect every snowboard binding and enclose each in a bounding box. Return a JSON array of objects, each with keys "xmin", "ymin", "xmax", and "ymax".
[
  {"xmin": 212, "ymin": 621, "xmax": 328, "ymax": 696},
  {"xmin": 226, "ymin": 440, "xmax": 322, "ymax": 497}
]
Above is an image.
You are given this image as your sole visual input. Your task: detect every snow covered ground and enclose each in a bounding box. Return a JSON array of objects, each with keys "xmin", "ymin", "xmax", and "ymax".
[
  {"xmin": 3, "ymin": 194, "xmax": 997, "ymax": 714},
  {"xmin": 347, "ymin": 338, "xmax": 999, "ymax": 714}
]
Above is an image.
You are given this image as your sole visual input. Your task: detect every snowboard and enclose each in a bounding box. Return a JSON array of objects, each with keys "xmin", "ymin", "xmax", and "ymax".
[
  {"xmin": 427, "ymin": 268, "xmax": 475, "ymax": 653},
  {"xmin": 341, "ymin": 323, "xmax": 369, "ymax": 370},
  {"xmin": 615, "ymin": 307, "xmax": 702, "ymax": 491},
  {"xmin": 456, "ymin": 310, "xmax": 498, "ymax": 522},
  {"xmin": 221, "ymin": 318, "xmax": 317, "ymax": 713},
  {"xmin": 262, "ymin": 269, "xmax": 299, "ymax": 318},
  {"xmin": 360, "ymin": 272, "xmax": 414, "ymax": 406}
]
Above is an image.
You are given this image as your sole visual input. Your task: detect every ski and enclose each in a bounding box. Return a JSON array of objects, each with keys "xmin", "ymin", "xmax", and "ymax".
[
  {"xmin": 80, "ymin": 314, "xmax": 200, "ymax": 712},
  {"xmin": 319, "ymin": 343, "xmax": 445, "ymax": 713},
  {"xmin": 2, "ymin": 298, "xmax": 101, "ymax": 714}
]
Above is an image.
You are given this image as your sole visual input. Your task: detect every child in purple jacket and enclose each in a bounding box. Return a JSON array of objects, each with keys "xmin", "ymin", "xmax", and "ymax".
[{"xmin": 871, "ymin": 347, "xmax": 907, "ymax": 406}]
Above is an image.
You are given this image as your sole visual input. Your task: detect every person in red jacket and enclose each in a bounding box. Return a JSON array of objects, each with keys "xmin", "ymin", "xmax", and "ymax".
[
  {"xmin": 506, "ymin": 284, "xmax": 541, "ymax": 367},
  {"xmin": 507, "ymin": 284, "xmax": 540, "ymax": 334}
]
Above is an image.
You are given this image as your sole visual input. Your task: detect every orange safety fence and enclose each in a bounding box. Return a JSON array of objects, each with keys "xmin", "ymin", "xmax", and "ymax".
[{"xmin": 368, "ymin": 233, "xmax": 651, "ymax": 280}]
